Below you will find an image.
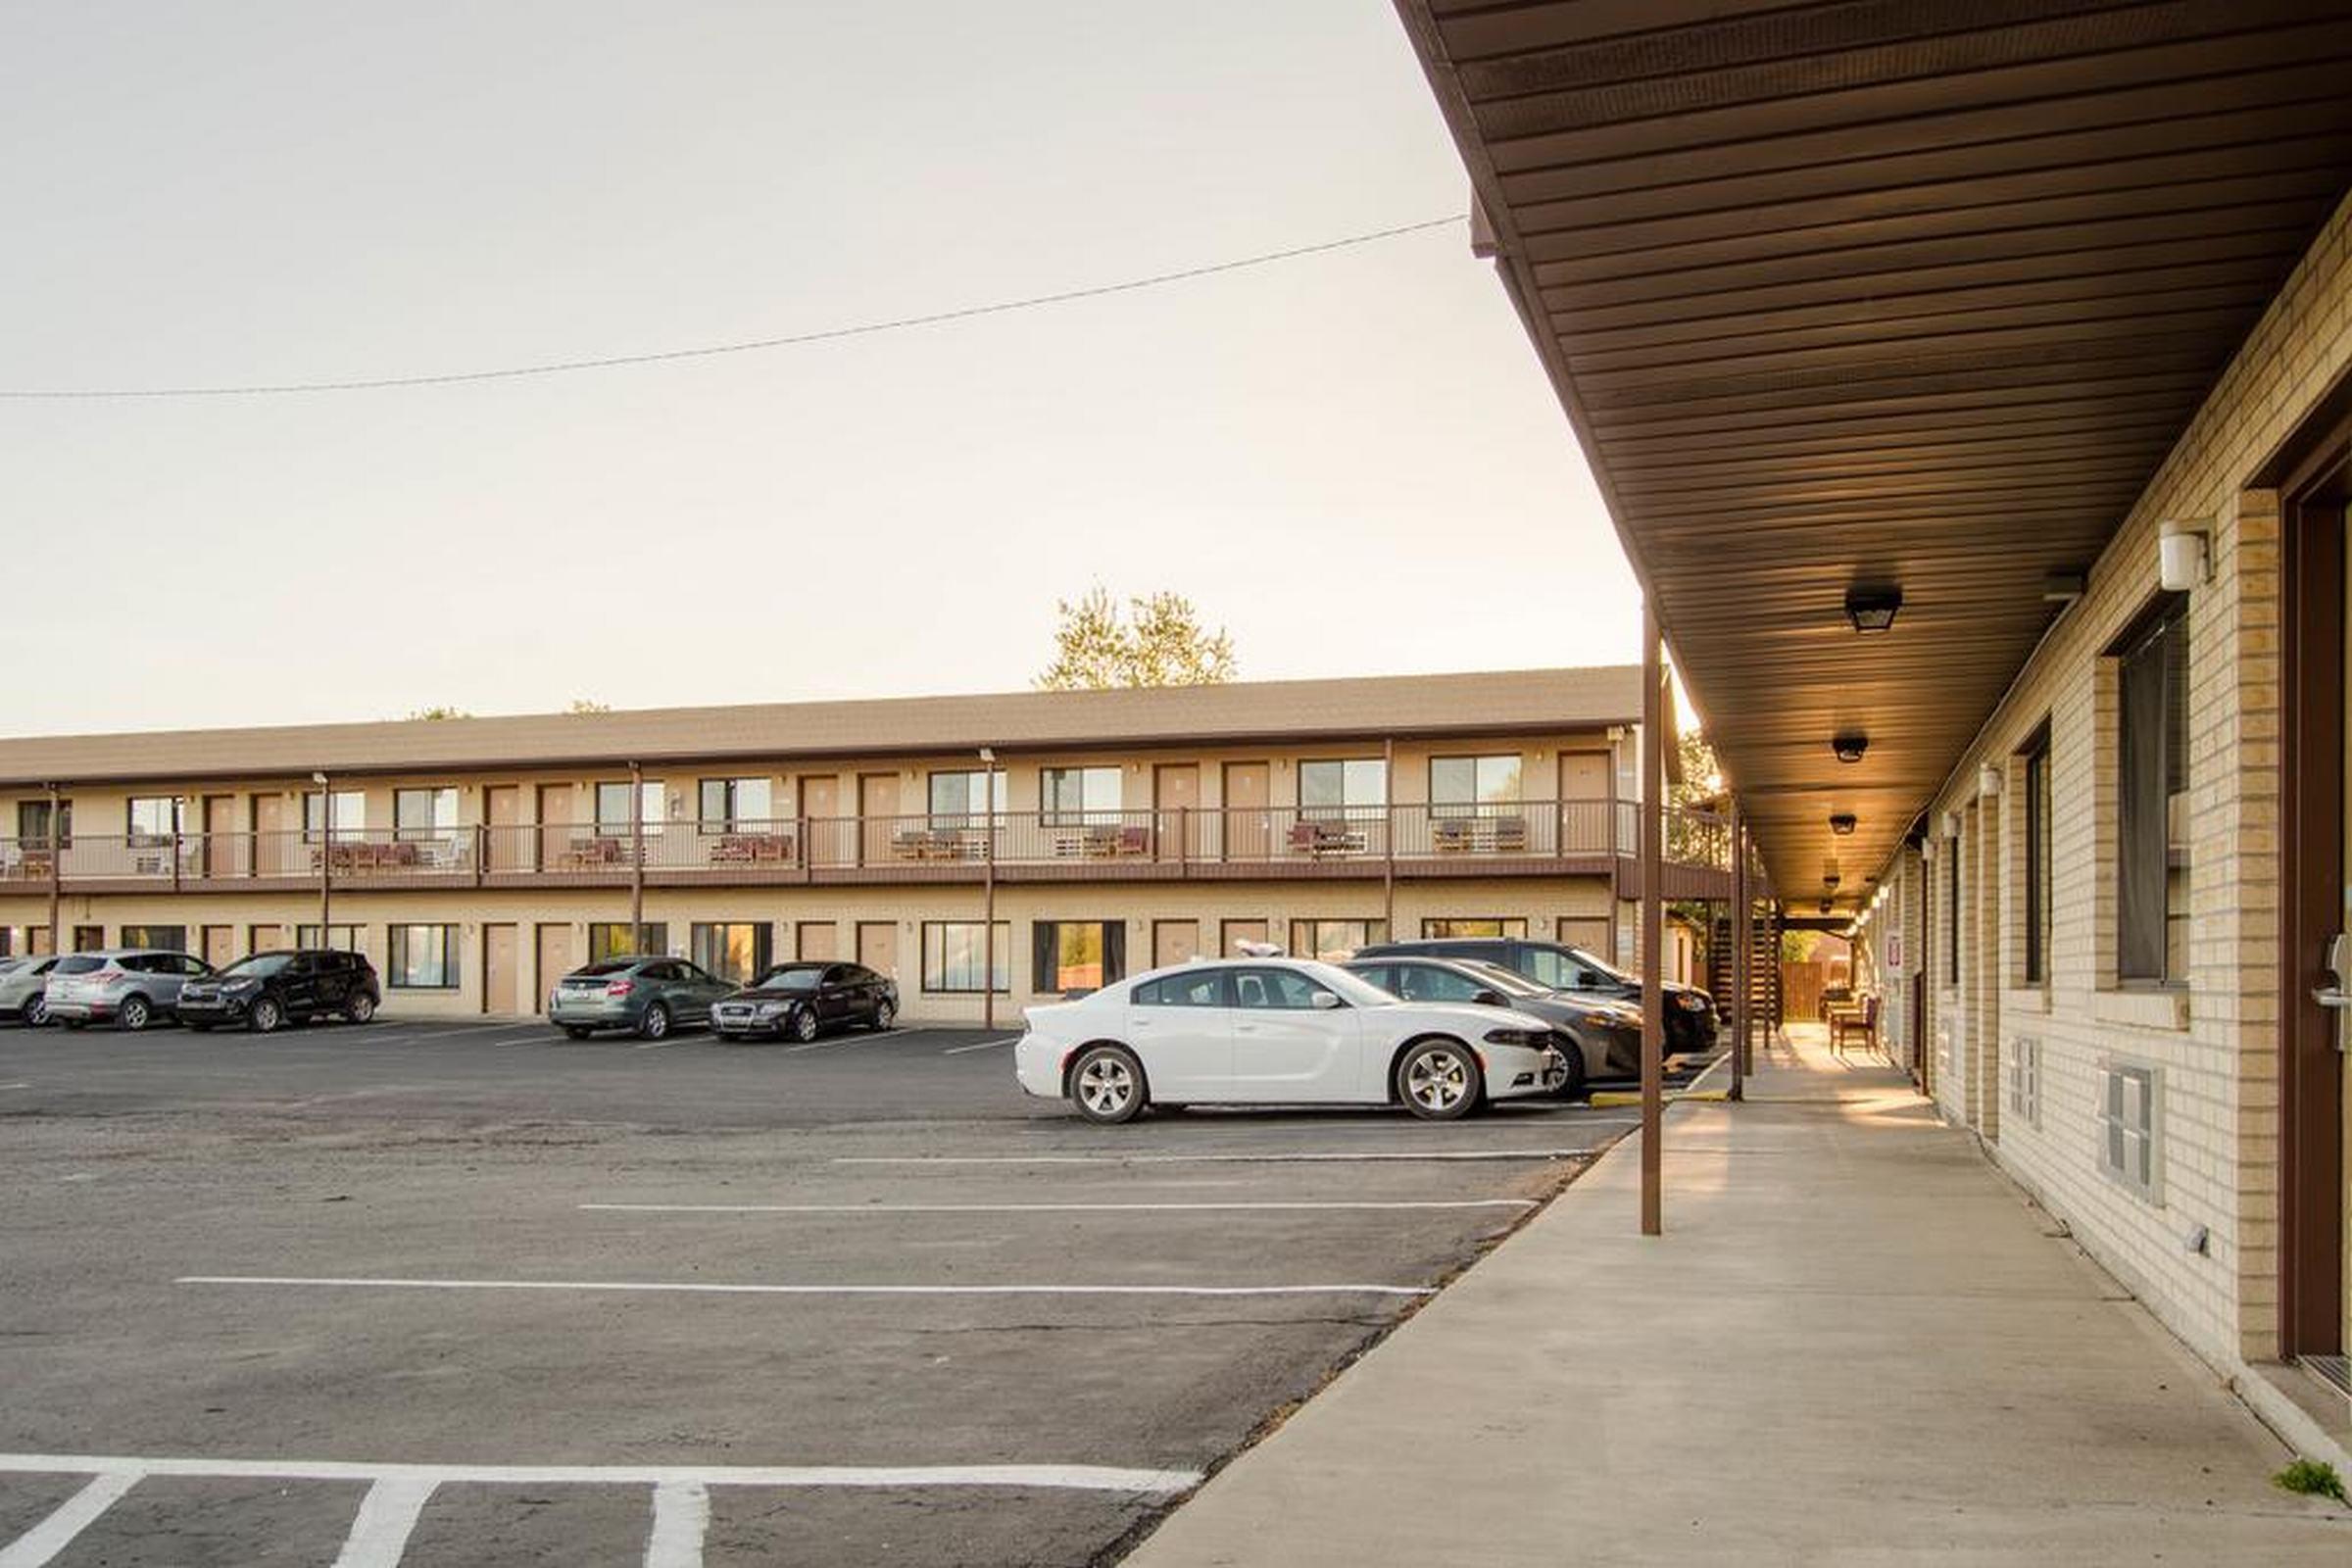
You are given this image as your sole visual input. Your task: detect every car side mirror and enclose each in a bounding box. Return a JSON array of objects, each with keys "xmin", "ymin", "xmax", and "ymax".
[
  {"xmin": 1310, "ymin": 991, "xmax": 1343, "ymax": 1010},
  {"xmin": 1473, "ymin": 989, "xmax": 1507, "ymax": 1006}
]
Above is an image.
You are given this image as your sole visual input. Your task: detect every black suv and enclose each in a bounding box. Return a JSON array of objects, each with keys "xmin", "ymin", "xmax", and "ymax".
[
  {"xmin": 1354, "ymin": 938, "xmax": 1719, "ymax": 1054},
  {"xmin": 176, "ymin": 949, "xmax": 381, "ymax": 1033}
]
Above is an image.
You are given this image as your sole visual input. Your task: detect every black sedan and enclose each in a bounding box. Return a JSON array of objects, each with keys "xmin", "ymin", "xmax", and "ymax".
[
  {"xmin": 1343, "ymin": 956, "xmax": 1641, "ymax": 1100},
  {"xmin": 710, "ymin": 960, "xmax": 898, "ymax": 1043}
]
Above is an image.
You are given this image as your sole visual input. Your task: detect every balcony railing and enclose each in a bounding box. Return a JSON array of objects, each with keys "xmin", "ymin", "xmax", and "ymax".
[{"xmin": 0, "ymin": 804, "xmax": 1738, "ymax": 891}]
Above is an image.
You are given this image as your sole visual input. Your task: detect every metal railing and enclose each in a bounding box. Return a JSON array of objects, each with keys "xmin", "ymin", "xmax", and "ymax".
[{"xmin": 0, "ymin": 804, "xmax": 1737, "ymax": 889}]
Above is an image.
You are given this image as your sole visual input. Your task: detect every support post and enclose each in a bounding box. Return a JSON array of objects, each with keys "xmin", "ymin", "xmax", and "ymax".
[
  {"xmin": 1640, "ymin": 601, "xmax": 1665, "ymax": 1237},
  {"xmin": 45, "ymin": 782, "xmax": 62, "ymax": 956},
  {"xmin": 1381, "ymin": 734, "xmax": 1396, "ymax": 933},
  {"xmin": 980, "ymin": 748, "xmax": 998, "ymax": 1032},
  {"xmin": 1729, "ymin": 802, "xmax": 1745, "ymax": 1103},
  {"xmin": 629, "ymin": 760, "xmax": 646, "ymax": 954},
  {"xmin": 314, "ymin": 772, "xmax": 332, "ymax": 945}
]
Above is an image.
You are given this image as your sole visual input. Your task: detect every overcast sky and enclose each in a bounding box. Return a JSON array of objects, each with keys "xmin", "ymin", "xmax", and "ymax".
[{"xmin": 1, "ymin": 1, "xmax": 1636, "ymax": 736}]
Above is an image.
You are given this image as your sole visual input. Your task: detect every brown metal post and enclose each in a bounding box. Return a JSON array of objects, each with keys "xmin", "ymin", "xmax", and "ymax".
[
  {"xmin": 1729, "ymin": 802, "xmax": 1745, "ymax": 1103},
  {"xmin": 1640, "ymin": 603, "xmax": 1665, "ymax": 1236},
  {"xmin": 314, "ymin": 772, "xmax": 332, "ymax": 944},
  {"xmin": 45, "ymin": 782, "xmax": 62, "ymax": 956},
  {"xmin": 1382, "ymin": 735, "xmax": 1396, "ymax": 932},
  {"xmin": 473, "ymin": 823, "xmax": 486, "ymax": 889},
  {"xmin": 171, "ymin": 797, "xmax": 183, "ymax": 893},
  {"xmin": 981, "ymin": 748, "xmax": 998, "ymax": 1032},
  {"xmin": 628, "ymin": 760, "xmax": 646, "ymax": 954}
]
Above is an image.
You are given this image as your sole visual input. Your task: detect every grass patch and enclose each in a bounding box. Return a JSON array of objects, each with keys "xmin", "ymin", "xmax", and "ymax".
[{"xmin": 2272, "ymin": 1458, "xmax": 2345, "ymax": 1502}]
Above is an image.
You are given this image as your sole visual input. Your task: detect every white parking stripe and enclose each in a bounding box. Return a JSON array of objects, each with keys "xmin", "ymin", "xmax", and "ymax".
[
  {"xmin": 782, "ymin": 1027, "xmax": 906, "ymax": 1054},
  {"xmin": 332, "ymin": 1476, "xmax": 437, "ymax": 1568},
  {"xmin": 940, "ymin": 1036, "xmax": 1020, "ymax": 1054},
  {"xmin": 0, "ymin": 1454, "xmax": 1200, "ymax": 1496},
  {"xmin": 834, "ymin": 1150, "xmax": 1592, "ymax": 1165},
  {"xmin": 0, "ymin": 1471, "xmax": 138, "ymax": 1568},
  {"xmin": 644, "ymin": 1478, "xmax": 708, "ymax": 1568},
  {"xmin": 177, "ymin": 1274, "xmax": 1431, "ymax": 1298},
  {"xmin": 583, "ymin": 1212, "xmax": 1543, "ymax": 1222}
]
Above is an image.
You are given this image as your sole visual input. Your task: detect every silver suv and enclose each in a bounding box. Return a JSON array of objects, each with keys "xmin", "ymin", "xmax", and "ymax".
[
  {"xmin": 0, "ymin": 956, "xmax": 64, "ymax": 1025},
  {"xmin": 44, "ymin": 948, "xmax": 216, "ymax": 1031}
]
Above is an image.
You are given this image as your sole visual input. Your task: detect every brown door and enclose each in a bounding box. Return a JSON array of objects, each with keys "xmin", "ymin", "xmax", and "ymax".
[
  {"xmin": 1218, "ymin": 918, "xmax": 1269, "ymax": 959},
  {"xmin": 483, "ymin": 923, "xmax": 518, "ymax": 1014},
  {"xmin": 797, "ymin": 921, "xmax": 839, "ymax": 961},
  {"xmin": 251, "ymin": 794, "xmax": 286, "ymax": 877},
  {"xmin": 201, "ymin": 795, "xmax": 237, "ymax": 877},
  {"xmin": 1156, "ymin": 764, "xmax": 1200, "ymax": 858},
  {"xmin": 1559, "ymin": 752, "xmax": 1609, "ymax": 853},
  {"xmin": 858, "ymin": 774, "xmax": 901, "ymax": 866},
  {"xmin": 1558, "ymin": 915, "xmax": 1612, "ymax": 959},
  {"xmin": 1223, "ymin": 762, "xmax": 1270, "ymax": 860},
  {"xmin": 201, "ymin": 924, "xmax": 235, "ymax": 967},
  {"xmin": 536, "ymin": 786, "xmax": 574, "ymax": 869},
  {"xmin": 534, "ymin": 923, "xmax": 575, "ymax": 1011},
  {"xmin": 857, "ymin": 920, "xmax": 898, "ymax": 979},
  {"xmin": 1153, "ymin": 919, "xmax": 1200, "ymax": 968},
  {"xmin": 248, "ymin": 923, "xmax": 285, "ymax": 953},
  {"xmin": 801, "ymin": 775, "xmax": 844, "ymax": 867},
  {"xmin": 484, "ymin": 786, "xmax": 521, "ymax": 871}
]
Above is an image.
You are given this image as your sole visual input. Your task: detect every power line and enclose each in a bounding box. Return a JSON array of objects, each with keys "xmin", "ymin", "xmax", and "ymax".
[{"xmin": 3, "ymin": 214, "xmax": 1464, "ymax": 401}]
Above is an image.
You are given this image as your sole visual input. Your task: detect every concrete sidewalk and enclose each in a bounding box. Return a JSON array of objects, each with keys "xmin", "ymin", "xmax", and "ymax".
[{"xmin": 1127, "ymin": 1032, "xmax": 2349, "ymax": 1566}]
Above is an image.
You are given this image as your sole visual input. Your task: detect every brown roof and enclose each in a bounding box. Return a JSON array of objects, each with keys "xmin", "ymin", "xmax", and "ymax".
[{"xmin": 0, "ymin": 667, "xmax": 1643, "ymax": 788}]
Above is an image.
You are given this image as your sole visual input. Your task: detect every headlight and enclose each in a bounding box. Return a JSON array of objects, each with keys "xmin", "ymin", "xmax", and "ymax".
[
  {"xmin": 1483, "ymin": 1026, "xmax": 1542, "ymax": 1046},
  {"xmin": 224, "ymin": 977, "xmax": 261, "ymax": 993},
  {"xmin": 756, "ymin": 1002, "xmax": 788, "ymax": 1018},
  {"xmin": 1676, "ymin": 993, "xmax": 1707, "ymax": 1012}
]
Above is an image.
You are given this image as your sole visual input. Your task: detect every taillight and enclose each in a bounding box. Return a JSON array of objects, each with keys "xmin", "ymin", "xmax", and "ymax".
[
  {"xmin": 95, "ymin": 966, "xmax": 123, "ymax": 980},
  {"xmin": 606, "ymin": 979, "xmax": 635, "ymax": 998}
]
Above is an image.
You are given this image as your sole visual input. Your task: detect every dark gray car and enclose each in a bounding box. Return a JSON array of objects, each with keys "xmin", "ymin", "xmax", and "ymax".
[
  {"xmin": 1344, "ymin": 955, "xmax": 1642, "ymax": 1100},
  {"xmin": 548, "ymin": 956, "xmax": 733, "ymax": 1041}
]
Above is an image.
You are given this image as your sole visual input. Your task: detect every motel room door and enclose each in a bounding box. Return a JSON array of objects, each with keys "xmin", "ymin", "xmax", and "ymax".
[
  {"xmin": 858, "ymin": 774, "xmax": 900, "ymax": 867},
  {"xmin": 483, "ymin": 786, "xmax": 521, "ymax": 871},
  {"xmin": 534, "ymin": 923, "xmax": 574, "ymax": 1014},
  {"xmin": 1156, "ymin": 764, "xmax": 1200, "ymax": 858},
  {"xmin": 801, "ymin": 776, "xmax": 843, "ymax": 866},
  {"xmin": 1559, "ymin": 752, "xmax": 1610, "ymax": 854},
  {"xmin": 537, "ymin": 785, "xmax": 575, "ymax": 870},
  {"xmin": 250, "ymin": 794, "xmax": 287, "ymax": 876},
  {"xmin": 201, "ymin": 795, "xmax": 238, "ymax": 877},
  {"xmin": 856, "ymin": 921, "xmax": 898, "ymax": 982},
  {"xmin": 1223, "ymin": 762, "xmax": 1270, "ymax": 861},
  {"xmin": 483, "ymin": 923, "xmax": 518, "ymax": 1015},
  {"xmin": 1153, "ymin": 919, "xmax": 1200, "ymax": 968},
  {"xmin": 2286, "ymin": 450, "xmax": 2352, "ymax": 1371},
  {"xmin": 201, "ymin": 925, "xmax": 235, "ymax": 969}
]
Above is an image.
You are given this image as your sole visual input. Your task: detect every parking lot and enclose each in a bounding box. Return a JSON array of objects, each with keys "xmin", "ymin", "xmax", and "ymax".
[{"xmin": 0, "ymin": 1015, "xmax": 1672, "ymax": 1566}]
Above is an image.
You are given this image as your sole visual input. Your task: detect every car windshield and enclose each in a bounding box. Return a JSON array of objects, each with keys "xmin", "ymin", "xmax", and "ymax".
[
  {"xmin": 1294, "ymin": 960, "xmax": 1401, "ymax": 1008},
  {"xmin": 220, "ymin": 954, "xmax": 292, "ymax": 978},
  {"xmin": 1460, "ymin": 960, "xmax": 1547, "ymax": 997},
  {"xmin": 575, "ymin": 960, "xmax": 636, "ymax": 977},
  {"xmin": 753, "ymin": 965, "xmax": 824, "ymax": 992},
  {"xmin": 1564, "ymin": 948, "xmax": 1636, "ymax": 984}
]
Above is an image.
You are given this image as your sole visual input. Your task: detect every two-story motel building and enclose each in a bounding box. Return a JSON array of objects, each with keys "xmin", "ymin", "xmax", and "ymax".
[{"xmin": 0, "ymin": 666, "xmax": 1726, "ymax": 1022}]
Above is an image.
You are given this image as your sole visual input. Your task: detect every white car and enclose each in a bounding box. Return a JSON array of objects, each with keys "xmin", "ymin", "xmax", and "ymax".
[{"xmin": 1014, "ymin": 957, "xmax": 1570, "ymax": 1124}]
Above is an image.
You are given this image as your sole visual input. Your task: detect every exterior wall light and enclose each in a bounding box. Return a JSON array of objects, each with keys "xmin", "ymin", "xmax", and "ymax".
[
  {"xmin": 1843, "ymin": 585, "xmax": 1902, "ymax": 633},
  {"xmin": 1829, "ymin": 812, "xmax": 1857, "ymax": 835},
  {"xmin": 1832, "ymin": 734, "xmax": 1869, "ymax": 763},
  {"xmin": 1978, "ymin": 763, "xmax": 2002, "ymax": 799},
  {"xmin": 2159, "ymin": 520, "xmax": 2211, "ymax": 591},
  {"xmin": 1823, "ymin": 871, "xmax": 1841, "ymax": 889}
]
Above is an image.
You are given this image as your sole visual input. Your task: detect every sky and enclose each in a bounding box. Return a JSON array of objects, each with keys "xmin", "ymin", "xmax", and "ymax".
[{"xmin": 0, "ymin": 1, "xmax": 1637, "ymax": 737}]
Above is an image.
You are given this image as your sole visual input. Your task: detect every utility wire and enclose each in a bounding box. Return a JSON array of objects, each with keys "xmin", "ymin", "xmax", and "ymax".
[{"xmin": 4, "ymin": 214, "xmax": 1464, "ymax": 400}]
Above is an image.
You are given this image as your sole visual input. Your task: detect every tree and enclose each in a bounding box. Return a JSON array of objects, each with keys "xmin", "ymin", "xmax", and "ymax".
[
  {"xmin": 566, "ymin": 698, "xmax": 612, "ymax": 714},
  {"xmin": 405, "ymin": 706, "xmax": 470, "ymax": 720},
  {"xmin": 1035, "ymin": 588, "xmax": 1236, "ymax": 691}
]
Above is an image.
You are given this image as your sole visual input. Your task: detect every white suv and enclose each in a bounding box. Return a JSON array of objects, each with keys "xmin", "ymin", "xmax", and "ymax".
[{"xmin": 44, "ymin": 949, "xmax": 216, "ymax": 1031}]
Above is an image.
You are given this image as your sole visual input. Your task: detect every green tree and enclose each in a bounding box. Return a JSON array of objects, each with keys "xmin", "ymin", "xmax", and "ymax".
[
  {"xmin": 405, "ymin": 706, "xmax": 470, "ymax": 720},
  {"xmin": 1036, "ymin": 588, "xmax": 1236, "ymax": 690},
  {"xmin": 566, "ymin": 698, "xmax": 612, "ymax": 714}
]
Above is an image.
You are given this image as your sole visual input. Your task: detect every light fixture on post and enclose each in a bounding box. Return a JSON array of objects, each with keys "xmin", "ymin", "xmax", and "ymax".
[
  {"xmin": 1979, "ymin": 762, "xmax": 2002, "ymax": 799},
  {"xmin": 1832, "ymin": 733, "xmax": 1869, "ymax": 764},
  {"xmin": 1843, "ymin": 585, "xmax": 1902, "ymax": 633},
  {"xmin": 2159, "ymin": 519, "xmax": 2211, "ymax": 591},
  {"xmin": 1829, "ymin": 812, "xmax": 1857, "ymax": 836}
]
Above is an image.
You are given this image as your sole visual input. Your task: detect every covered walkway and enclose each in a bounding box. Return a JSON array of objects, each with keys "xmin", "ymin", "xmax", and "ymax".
[{"xmin": 1126, "ymin": 1029, "xmax": 2348, "ymax": 1565}]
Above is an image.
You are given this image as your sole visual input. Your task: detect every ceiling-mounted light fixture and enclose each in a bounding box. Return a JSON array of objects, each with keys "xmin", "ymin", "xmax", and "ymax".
[
  {"xmin": 1829, "ymin": 812, "xmax": 1857, "ymax": 836},
  {"xmin": 1843, "ymin": 585, "xmax": 1902, "ymax": 633},
  {"xmin": 1832, "ymin": 733, "xmax": 1869, "ymax": 764},
  {"xmin": 1824, "ymin": 871, "xmax": 1842, "ymax": 889},
  {"xmin": 1817, "ymin": 898, "xmax": 1834, "ymax": 914},
  {"xmin": 2042, "ymin": 569, "xmax": 2087, "ymax": 606}
]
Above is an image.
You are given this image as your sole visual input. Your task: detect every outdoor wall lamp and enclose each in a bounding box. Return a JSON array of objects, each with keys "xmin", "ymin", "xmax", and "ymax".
[
  {"xmin": 1978, "ymin": 763, "xmax": 2002, "ymax": 799},
  {"xmin": 2159, "ymin": 519, "xmax": 2212, "ymax": 591},
  {"xmin": 1823, "ymin": 872, "xmax": 1841, "ymax": 889},
  {"xmin": 1829, "ymin": 812, "xmax": 1857, "ymax": 835},
  {"xmin": 1843, "ymin": 585, "xmax": 1901, "ymax": 633},
  {"xmin": 1832, "ymin": 733, "xmax": 1869, "ymax": 763}
]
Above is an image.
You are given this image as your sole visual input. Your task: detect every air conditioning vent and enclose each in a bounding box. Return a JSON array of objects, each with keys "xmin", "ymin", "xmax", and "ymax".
[{"xmin": 2097, "ymin": 1058, "xmax": 2161, "ymax": 1200}]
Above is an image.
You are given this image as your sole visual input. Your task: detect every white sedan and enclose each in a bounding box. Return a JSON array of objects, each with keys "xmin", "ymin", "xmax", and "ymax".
[{"xmin": 1014, "ymin": 958, "xmax": 1570, "ymax": 1123}]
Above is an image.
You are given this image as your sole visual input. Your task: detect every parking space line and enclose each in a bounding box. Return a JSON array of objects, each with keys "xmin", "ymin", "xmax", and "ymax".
[
  {"xmin": 0, "ymin": 1470, "xmax": 138, "ymax": 1568},
  {"xmin": 583, "ymin": 1212, "xmax": 1543, "ymax": 1222},
  {"xmin": 177, "ymin": 1274, "xmax": 1432, "ymax": 1298},
  {"xmin": 834, "ymin": 1150, "xmax": 1592, "ymax": 1165},
  {"xmin": 782, "ymin": 1028, "xmax": 907, "ymax": 1054},
  {"xmin": 644, "ymin": 1478, "xmax": 708, "ymax": 1568},
  {"xmin": 940, "ymin": 1036, "xmax": 1021, "ymax": 1054},
  {"xmin": 333, "ymin": 1475, "xmax": 436, "ymax": 1568}
]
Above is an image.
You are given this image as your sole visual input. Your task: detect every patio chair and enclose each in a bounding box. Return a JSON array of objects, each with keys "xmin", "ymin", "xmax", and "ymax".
[{"xmin": 1828, "ymin": 994, "xmax": 1881, "ymax": 1055}]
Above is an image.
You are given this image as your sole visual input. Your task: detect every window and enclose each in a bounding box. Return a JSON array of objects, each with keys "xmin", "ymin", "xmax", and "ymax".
[
  {"xmin": 596, "ymin": 781, "xmax": 663, "ymax": 837},
  {"xmin": 126, "ymin": 797, "xmax": 177, "ymax": 846},
  {"xmin": 1032, "ymin": 920, "xmax": 1123, "ymax": 994},
  {"xmin": 296, "ymin": 923, "xmax": 365, "ymax": 952},
  {"xmin": 1390, "ymin": 962, "xmax": 1491, "ymax": 1004},
  {"xmin": 1233, "ymin": 967, "xmax": 1338, "ymax": 1010},
  {"xmin": 17, "ymin": 800, "xmax": 71, "ymax": 848},
  {"xmin": 1041, "ymin": 766, "xmax": 1122, "ymax": 825},
  {"xmin": 1522, "ymin": 946, "xmax": 1616, "ymax": 989},
  {"xmin": 2005, "ymin": 1037, "xmax": 2041, "ymax": 1129},
  {"xmin": 922, "ymin": 921, "xmax": 1009, "ymax": 994},
  {"xmin": 2021, "ymin": 728, "xmax": 2052, "ymax": 985},
  {"xmin": 1422, "ymin": 918, "xmax": 1528, "ymax": 939},
  {"xmin": 119, "ymin": 925, "xmax": 188, "ymax": 953},
  {"xmin": 589, "ymin": 922, "xmax": 666, "ymax": 961},
  {"xmin": 2116, "ymin": 600, "xmax": 2188, "ymax": 984},
  {"xmin": 1288, "ymin": 919, "xmax": 1389, "ymax": 961},
  {"xmin": 928, "ymin": 769, "xmax": 1007, "ymax": 827},
  {"xmin": 303, "ymin": 791, "xmax": 366, "ymax": 842},
  {"xmin": 395, "ymin": 787, "xmax": 460, "ymax": 841},
  {"xmin": 1945, "ymin": 829, "xmax": 1962, "ymax": 981},
  {"xmin": 2097, "ymin": 1059, "xmax": 2161, "ymax": 1199},
  {"xmin": 1134, "ymin": 970, "xmax": 1231, "ymax": 1007},
  {"xmin": 690, "ymin": 921, "xmax": 771, "ymax": 985},
  {"xmin": 698, "ymin": 778, "xmax": 773, "ymax": 830},
  {"xmin": 388, "ymin": 925, "xmax": 458, "ymax": 989},
  {"xmin": 1431, "ymin": 755, "xmax": 1523, "ymax": 813},
  {"xmin": 1298, "ymin": 759, "xmax": 1387, "ymax": 818},
  {"xmin": 72, "ymin": 925, "xmax": 104, "ymax": 953}
]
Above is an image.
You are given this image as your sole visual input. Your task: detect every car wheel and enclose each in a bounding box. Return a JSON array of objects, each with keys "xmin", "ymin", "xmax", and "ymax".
[
  {"xmin": 25, "ymin": 997, "xmax": 48, "ymax": 1027},
  {"xmin": 638, "ymin": 1003, "xmax": 671, "ymax": 1041},
  {"xmin": 119, "ymin": 995, "xmax": 152, "ymax": 1032},
  {"xmin": 1068, "ymin": 1044, "xmax": 1147, "ymax": 1125},
  {"xmin": 1553, "ymin": 1042, "xmax": 1590, "ymax": 1102},
  {"xmin": 564, "ymin": 1026, "xmax": 593, "ymax": 1041},
  {"xmin": 1397, "ymin": 1039, "xmax": 1481, "ymax": 1121},
  {"xmin": 249, "ymin": 996, "xmax": 284, "ymax": 1034},
  {"xmin": 871, "ymin": 997, "xmax": 896, "ymax": 1031},
  {"xmin": 345, "ymin": 992, "xmax": 376, "ymax": 1024},
  {"xmin": 791, "ymin": 1006, "xmax": 819, "ymax": 1044}
]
